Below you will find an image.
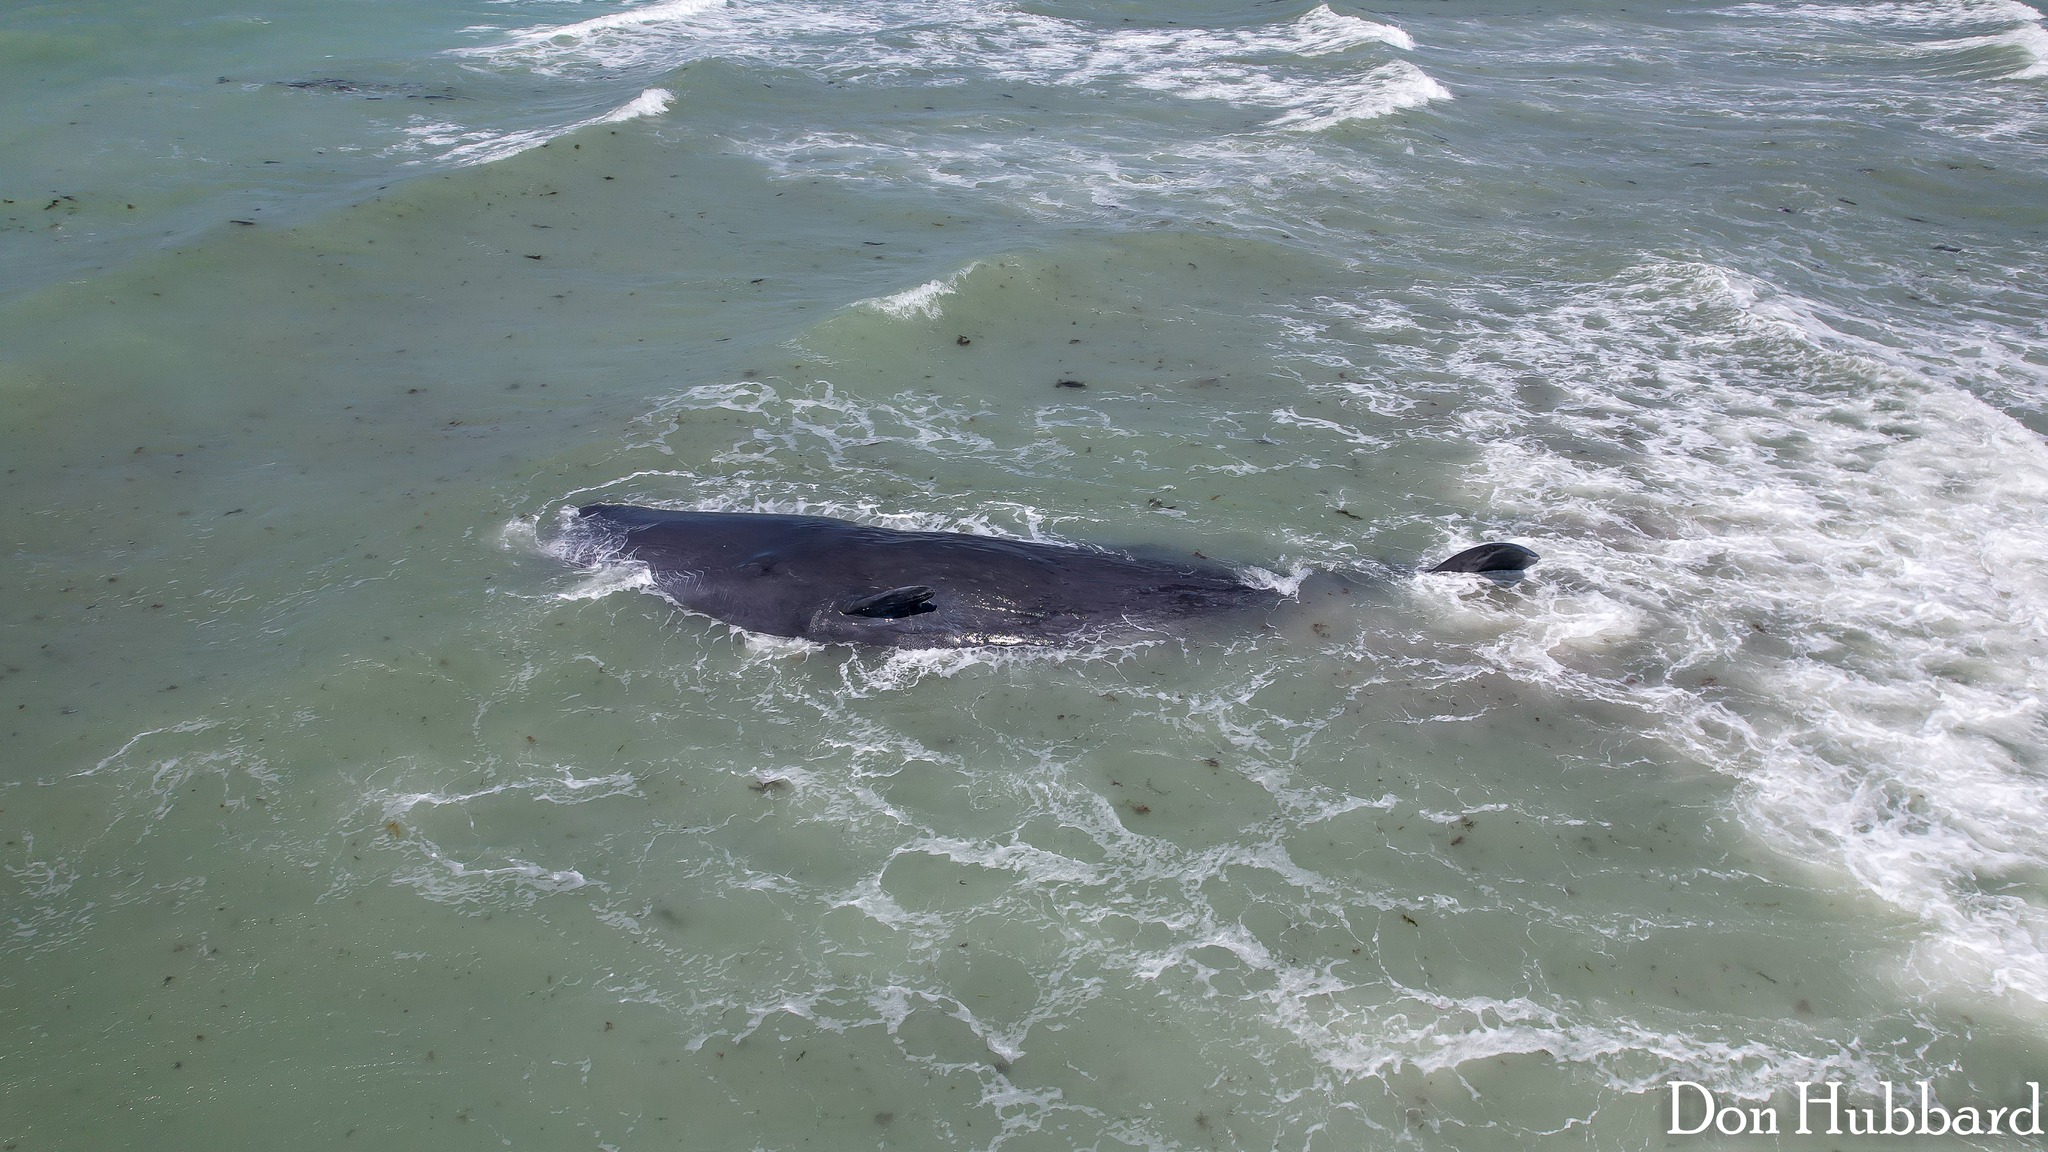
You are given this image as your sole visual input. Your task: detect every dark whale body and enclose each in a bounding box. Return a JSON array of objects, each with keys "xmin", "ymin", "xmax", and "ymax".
[{"xmin": 565, "ymin": 504, "xmax": 1535, "ymax": 649}]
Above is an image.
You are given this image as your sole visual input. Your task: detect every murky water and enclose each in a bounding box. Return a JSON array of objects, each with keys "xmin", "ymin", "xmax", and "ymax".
[{"xmin": 6, "ymin": 1, "xmax": 2048, "ymax": 1147}]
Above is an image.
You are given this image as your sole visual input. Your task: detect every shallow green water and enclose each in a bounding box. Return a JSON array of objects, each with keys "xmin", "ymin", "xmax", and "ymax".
[{"xmin": 7, "ymin": 1, "xmax": 2048, "ymax": 1148}]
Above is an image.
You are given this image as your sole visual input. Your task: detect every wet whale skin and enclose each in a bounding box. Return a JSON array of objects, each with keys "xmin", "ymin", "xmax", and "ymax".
[{"xmin": 568, "ymin": 504, "xmax": 1281, "ymax": 649}]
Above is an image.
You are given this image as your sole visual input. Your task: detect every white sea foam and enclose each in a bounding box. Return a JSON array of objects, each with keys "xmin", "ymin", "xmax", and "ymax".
[
  {"xmin": 1294, "ymin": 4, "xmax": 1415, "ymax": 53},
  {"xmin": 467, "ymin": 0, "xmax": 1414, "ymax": 76},
  {"xmin": 1267, "ymin": 61, "xmax": 1453, "ymax": 131},
  {"xmin": 365, "ymin": 770, "xmax": 633, "ymax": 909},
  {"xmin": 903, "ymin": 836, "xmax": 1105, "ymax": 887},
  {"xmin": 968, "ymin": 7, "xmax": 1442, "ymax": 127},
  {"xmin": 497, "ymin": 0, "xmax": 729, "ymax": 47},
  {"xmin": 857, "ymin": 263, "xmax": 980, "ymax": 319},
  {"xmin": 460, "ymin": 0, "xmax": 1437, "ymax": 132},
  {"xmin": 864, "ymin": 279, "xmax": 955, "ymax": 320},
  {"xmin": 1404, "ymin": 259, "xmax": 2048, "ymax": 1006},
  {"xmin": 1729, "ymin": 0, "xmax": 2048, "ymax": 78},
  {"xmin": 1234, "ymin": 967, "xmax": 1866, "ymax": 1094},
  {"xmin": 1941, "ymin": 20, "xmax": 2048, "ymax": 76},
  {"xmin": 735, "ymin": 630, "xmax": 826, "ymax": 657},
  {"xmin": 392, "ymin": 847, "xmax": 599, "ymax": 906},
  {"xmin": 610, "ymin": 381, "xmax": 1087, "ymax": 520},
  {"xmin": 750, "ymin": 128, "xmax": 1388, "ymax": 234},
  {"xmin": 599, "ymin": 85, "xmax": 678, "ymax": 122},
  {"xmin": 2, "ymin": 845, "xmax": 93, "ymax": 959},
  {"xmin": 377, "ymin": 767, "xmax": 640, "ymax": 819},
  {"xmin": 461, "ymin": 0, "xmax": 876, "ymax": 77},
  {"xmin": 1239, "ymin": 564, "xmax": 1311, "ymax": 598},
  {"xmin": 1737, "ymin": 0, "xmax": 2046, "ymax": 30},
  {"xmin": 554, "ymin": 559, "xmax": 655, "ymax": 602},
  {"xmin": 496, "ymin": 514, "xmax": 542, "ymax": 554},
  {"xmin": 397, "ymin": 86, "xmax": 672, "ymax": 168}
]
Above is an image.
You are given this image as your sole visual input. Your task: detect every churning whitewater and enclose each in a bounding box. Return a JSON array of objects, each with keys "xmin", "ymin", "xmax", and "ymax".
[{"xmin": 3, "ymin": 0, "xmax": 2046, "ymax": 1149}]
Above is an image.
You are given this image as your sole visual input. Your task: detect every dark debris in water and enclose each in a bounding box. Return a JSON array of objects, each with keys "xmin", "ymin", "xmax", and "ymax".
[{"xmin": 276, "ymin": 79, "xmax": 457, "ymax": 100}]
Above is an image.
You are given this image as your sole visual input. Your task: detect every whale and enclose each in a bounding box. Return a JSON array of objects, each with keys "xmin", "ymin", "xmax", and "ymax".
[{"xmin": 561, "ymin": 503, "xmax": 1536, "ymax": 649}]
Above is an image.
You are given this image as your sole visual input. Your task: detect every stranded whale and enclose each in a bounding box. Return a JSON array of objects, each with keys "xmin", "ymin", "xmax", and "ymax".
[{"xmin": 563, "ymin": 504, "xmax": 1537, "ymax": 649}]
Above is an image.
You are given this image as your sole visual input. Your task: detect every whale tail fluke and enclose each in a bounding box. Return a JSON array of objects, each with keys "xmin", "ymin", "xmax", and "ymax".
[{"xmin": 1429, "ymin": 542, "xmax": 1539, "ymax": 575}]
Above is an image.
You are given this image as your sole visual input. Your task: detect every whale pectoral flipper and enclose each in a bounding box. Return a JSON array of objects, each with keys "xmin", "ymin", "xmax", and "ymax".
[
  {"xmin": 1429, "ymin": 542, "xmax": 1540, "ymax": 574},
  {"xmin": 841, "ymin": 585, "xmax": 938, "ymax": 618}
]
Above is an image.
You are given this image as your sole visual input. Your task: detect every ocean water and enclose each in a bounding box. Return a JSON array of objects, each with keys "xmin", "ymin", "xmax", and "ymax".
[{"xmin": 5, "ymin": 0, "xmax": 2048, "ymax": 1147}]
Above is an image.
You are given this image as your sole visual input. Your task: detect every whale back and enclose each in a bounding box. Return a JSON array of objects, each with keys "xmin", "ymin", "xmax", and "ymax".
[{"xmin": 567, "ymin": 504, "xmax": 1278, "ymax": 647}]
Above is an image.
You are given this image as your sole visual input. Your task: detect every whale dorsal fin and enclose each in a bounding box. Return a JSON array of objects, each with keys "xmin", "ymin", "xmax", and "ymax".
[
  {"xmin": 842, "ymin": 585, "xmax": 937, "ymax": 618},
  {"xmin": 1429, "ymin": 542, "xmax": 1539, "ymax": 574}
]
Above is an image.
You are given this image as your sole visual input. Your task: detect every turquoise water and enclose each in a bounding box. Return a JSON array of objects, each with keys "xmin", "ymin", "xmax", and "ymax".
[{"xmin": 6, "ymin": 1, "xmax": 2048, "ymax": 1147}]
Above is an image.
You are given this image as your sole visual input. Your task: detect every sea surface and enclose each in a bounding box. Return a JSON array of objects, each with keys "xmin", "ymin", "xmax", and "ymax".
[{"xmin": 6, "ymin": 0, "xmax": 2048, "ymax": 1147}]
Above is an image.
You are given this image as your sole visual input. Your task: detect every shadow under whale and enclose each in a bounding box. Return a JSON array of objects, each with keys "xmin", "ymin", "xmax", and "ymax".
[{"xmin": 561, "ymin": 504, "xmax": 1536, "ymax": 649}]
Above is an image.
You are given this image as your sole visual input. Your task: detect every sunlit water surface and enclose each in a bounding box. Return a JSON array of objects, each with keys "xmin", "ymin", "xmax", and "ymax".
[{"xmin": 6, "ymin": 0, "xmax": 2048, "ymax": 1147}]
